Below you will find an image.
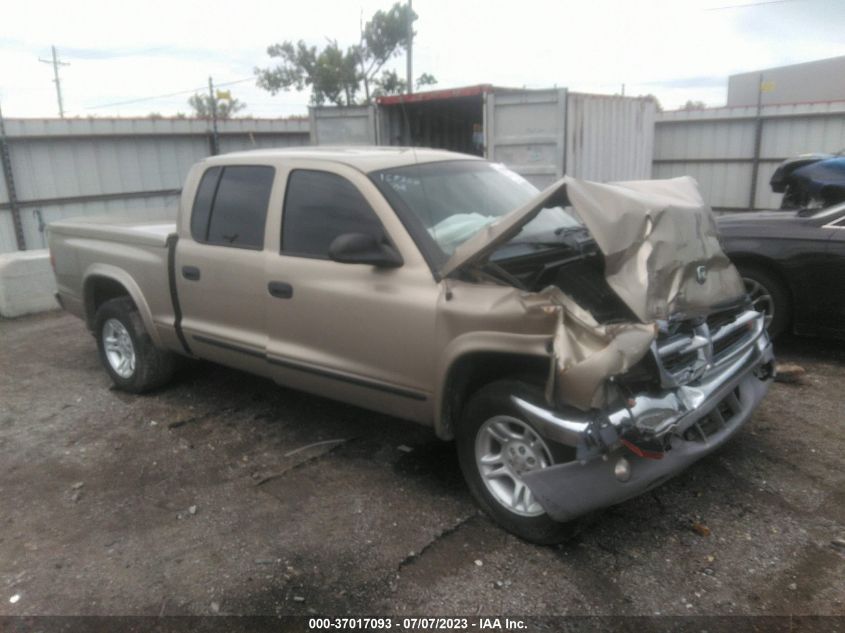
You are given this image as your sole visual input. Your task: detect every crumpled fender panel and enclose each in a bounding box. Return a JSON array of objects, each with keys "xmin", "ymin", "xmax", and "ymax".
[{"xmin": 521, "ymin": 288, "xmax": 655, "ymax": 410}]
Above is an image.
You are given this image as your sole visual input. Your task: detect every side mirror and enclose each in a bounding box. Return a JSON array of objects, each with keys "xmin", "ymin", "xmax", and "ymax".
[{"xmin": 328, "ymin": 232, "xmax": 403, "ymax": 268}]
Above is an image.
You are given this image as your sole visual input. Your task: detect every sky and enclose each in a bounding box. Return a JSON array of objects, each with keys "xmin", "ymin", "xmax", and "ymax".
[{"xmin": 0, "ymin": 0, "xmax": 843, "ymax": 118}]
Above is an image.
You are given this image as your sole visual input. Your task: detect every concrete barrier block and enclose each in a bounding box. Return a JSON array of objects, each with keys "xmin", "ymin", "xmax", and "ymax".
[{"xmin": 0, "ymin": 249, "xmax": 59, "ymax": 318}]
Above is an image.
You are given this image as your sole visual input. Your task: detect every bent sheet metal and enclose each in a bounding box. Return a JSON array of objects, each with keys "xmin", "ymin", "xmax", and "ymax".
[{"xmin": 446, "ymin": 176, "xmax": 747, "ymax": 410}]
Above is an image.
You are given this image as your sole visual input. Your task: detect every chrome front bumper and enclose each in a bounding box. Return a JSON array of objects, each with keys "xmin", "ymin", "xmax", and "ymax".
[{"xmin": 515, "ymin": 311, "xmax": 774, "ymax": 522}]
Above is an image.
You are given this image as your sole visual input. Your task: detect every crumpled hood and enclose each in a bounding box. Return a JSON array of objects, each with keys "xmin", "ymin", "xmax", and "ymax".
[{"xmin": 443, "ymin": 175, "xmax": 746, "ymax": 323}]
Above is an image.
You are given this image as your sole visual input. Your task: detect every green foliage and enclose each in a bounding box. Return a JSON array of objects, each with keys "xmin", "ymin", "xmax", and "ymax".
[
  {"xmin": 188, "ymin": 93, "xmax": 247, "ymax": 119},
  {"xmin": 415, "ymin": 73, "xmax": 437, "ymax": 89},
  {"xmin": 256, "ymin": 1, "xmax": 432, "ymax": 106},
  {"xmin": 357, "ymin": 2, "xmax": 415, "ymax": 101},
  {"xmin": 372, "ymin": 70, "xmax": 406, "ymax": 97},
  {"xmin": 257, "ymin": 40, "xmax": 359, "ymax": 106},
  {"xmin": 372, "ymin": 70, "xmax": 438, "ymax": 97},
  {"xmin": 643, "ymin": 94, "xmax": 663, "ymax": 113}
]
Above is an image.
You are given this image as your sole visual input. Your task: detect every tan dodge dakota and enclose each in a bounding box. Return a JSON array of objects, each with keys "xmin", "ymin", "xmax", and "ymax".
[{"xmin": 48, "ymin": 147, "xmax": 774, "ymax": 543}]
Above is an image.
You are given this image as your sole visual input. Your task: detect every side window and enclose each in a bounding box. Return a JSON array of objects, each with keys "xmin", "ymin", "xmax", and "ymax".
[
  {"xmin": 190, "ymin": 165, "xmax": 275, "ymax": 249},
  {"xmin": 190, "ymin": 166, "xmax": 221, "ymax": 242},
  {"xmin": 282, "ymin": 170, "xmax": 386, "ymax": 258},
  {"xmin": 207, "ymin": 166, "xmax": 275, "ymax": 248}
]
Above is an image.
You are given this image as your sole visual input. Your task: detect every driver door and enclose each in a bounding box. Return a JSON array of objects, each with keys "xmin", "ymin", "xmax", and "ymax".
[{"xmin": 264, "ymin": 165, "xmax": 438, "ymax": 423}]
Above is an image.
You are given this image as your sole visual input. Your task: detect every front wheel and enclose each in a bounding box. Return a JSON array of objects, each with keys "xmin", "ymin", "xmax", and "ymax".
[
  {"xmin": 739, "ymin": 265, "xmax": 789, "ymax": 339},
  {"xmin": 94, "ymin": 297, "xmax": 175, "ymax": 393},
  {"xmin": 456, "ymin": 380, "xmax": 581, "ymax": 545}
]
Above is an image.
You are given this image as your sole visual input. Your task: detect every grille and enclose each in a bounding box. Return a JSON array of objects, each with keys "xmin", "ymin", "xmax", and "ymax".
[
  {"xmin": 652, "ymin": 307, "xmax": 762, "ymax": 388},
  {"xmin": 683, "ymin": 387, "xmax": 743, "ymax": 442}
]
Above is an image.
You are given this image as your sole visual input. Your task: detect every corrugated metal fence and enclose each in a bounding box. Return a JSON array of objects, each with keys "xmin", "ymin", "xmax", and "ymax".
[
  {"xmin": 654, "ymin": 101, "xmax": 845, "ymax": 211},
  {"xmin": 12, "ymin": 99, "xmax": 837, "ymax": 252},
  {"xmin": 0, "ymin": 117, "xmax": 309, "ymax": 253}
]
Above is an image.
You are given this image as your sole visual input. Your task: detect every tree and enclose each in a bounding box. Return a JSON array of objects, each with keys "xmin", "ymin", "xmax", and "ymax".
[
  {"xmin": 371, "ymin": 70, "xmax": 439, "ymax": 97},
  {"xmin": 188, "ymin": 92, "xmax": 247, "ymax": 119},
  {"xmin": 643, "ymin": 94, "xmax": 663, "ymax": 113},
  {"xmin": 682, "ymin": 100, "xmax": 707, "ymax": 111},
  {"xmin": 256, "ymin": 2, "xmax": 433, "ymax": 106},
  {"xmin": 415, "ymin": 73, "xmax": 437, "ymax": 90},
  {"xmin": 257, "ymin": 40, "xmax": 359, "ymax": 106},
  {"xmin": 355, "ymin": 2, "xmax": 415, "ymax": 103}
]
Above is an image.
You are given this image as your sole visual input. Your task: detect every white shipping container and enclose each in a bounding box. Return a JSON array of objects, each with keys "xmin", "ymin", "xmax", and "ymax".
[{"xmin": 309, "ymin": 85, "xmax": 656, "ymax": 187}]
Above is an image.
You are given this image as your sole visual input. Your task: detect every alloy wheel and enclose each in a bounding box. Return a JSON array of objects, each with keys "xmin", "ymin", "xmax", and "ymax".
[
  {"xmin": 474, "ymin": 415, "xmax": 553, "ymax": 517},
  {"xmin": 102, "ymin": 318, "xmax": 136, "ymax": 378},
  {"xmin": 743, "ymin": 277, "xmax": 774, "ymax": 329}
]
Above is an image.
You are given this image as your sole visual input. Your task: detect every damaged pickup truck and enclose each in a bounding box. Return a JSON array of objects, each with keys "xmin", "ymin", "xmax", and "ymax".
[{"xmin": 48, "ymin": 148, "xmax": 774, "ymax": 544}]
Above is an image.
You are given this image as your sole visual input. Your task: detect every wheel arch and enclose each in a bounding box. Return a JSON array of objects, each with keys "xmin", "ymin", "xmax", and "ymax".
[
  {"xmin": 435, "ymin": 348, "xmax": 550, "ymax": 441},
  {"xmin": 83, "ymin": 264, "xmax": 162, "ymax": 347},
  {"xmin": 728, "ymin": 252, "xmax": 794, "ymax": 324}
]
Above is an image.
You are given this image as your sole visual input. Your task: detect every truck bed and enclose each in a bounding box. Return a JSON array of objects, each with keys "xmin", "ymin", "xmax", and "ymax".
[
  {"xmin": 48, "ymin": 216, "xmax": 176, "ymax": 248},
  {"xmin": 48, "ymin": 216, "xmax": 178, "ymax": 348}
]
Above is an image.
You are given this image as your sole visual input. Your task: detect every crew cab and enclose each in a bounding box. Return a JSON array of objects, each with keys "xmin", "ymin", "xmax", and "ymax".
[{"xmin": 49, "ymin": 147, "xmax": 774, "ymax": 543}]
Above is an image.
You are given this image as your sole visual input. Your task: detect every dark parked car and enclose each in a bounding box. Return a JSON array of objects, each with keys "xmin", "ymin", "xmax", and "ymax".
[
  {"xmin": 717, "ymin": 203, "xmax": 845, "ymax": 339},
  {"xmin": 771, "ymin": 153, "xmax": 845, "ymax": 210}
]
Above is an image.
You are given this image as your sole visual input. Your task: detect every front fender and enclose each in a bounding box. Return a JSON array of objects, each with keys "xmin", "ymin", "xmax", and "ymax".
[{"xmin": 433, "ymin": 332, "xmax": 551, "ymax": 439}]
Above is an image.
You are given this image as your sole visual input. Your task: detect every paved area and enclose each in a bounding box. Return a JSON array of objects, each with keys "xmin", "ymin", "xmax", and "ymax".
[{"xmin": 1, "ymin": 311, "xmax": 843, "ymax": 616}]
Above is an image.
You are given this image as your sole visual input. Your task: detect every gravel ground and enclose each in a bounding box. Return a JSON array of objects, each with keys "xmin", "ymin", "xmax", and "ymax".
[{"xmin": 0, "ymin": 311, "xmax": 843, "ymax": 617}]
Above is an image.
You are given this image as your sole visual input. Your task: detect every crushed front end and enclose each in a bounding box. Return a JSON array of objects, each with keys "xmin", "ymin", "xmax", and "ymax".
[
  {"xmin": 517, "ymin": 304, "xmax": 774, "ymax": 522},
  {"xmin": 441, "ymin": 173, "xmax": 775, "ymax": 522}
]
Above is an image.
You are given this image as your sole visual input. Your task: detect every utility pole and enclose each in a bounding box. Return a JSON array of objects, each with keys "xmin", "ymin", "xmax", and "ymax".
[
  {"xmin": 406, "ymin": 0, "xmax": 413, "ymax": 94},
  {"xmin": 208, "ymin": 76, "xmax": 220, "ymax": 155},
  {"xmin": 39, "ymin": 46, "xmax": 69, "ymax": 118},
  {"xmin": 748, "ymin": 72, "xmax": 765, "ymax": 211}
]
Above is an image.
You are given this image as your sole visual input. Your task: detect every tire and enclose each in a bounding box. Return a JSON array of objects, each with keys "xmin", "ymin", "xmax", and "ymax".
[
  {"xmin": 456, "ymin": 380, "xmax": 582, "ymax": 545},
  {"xmin": 94, "ymin": 296, "xmax": 175, "ymax": 393},
  {"xmin": 738, "ymin": 265, "xmax": 790, "ymax": 339}
]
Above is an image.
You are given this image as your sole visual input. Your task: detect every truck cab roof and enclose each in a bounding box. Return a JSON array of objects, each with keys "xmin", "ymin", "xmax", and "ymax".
[{"xmin": 203, "ymin": 146, "xmax": 479, "ymax": 173}]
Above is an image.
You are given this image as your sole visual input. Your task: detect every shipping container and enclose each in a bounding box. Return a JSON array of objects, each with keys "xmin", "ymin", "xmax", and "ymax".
[{"xmin": 310, "ymin": 85, "xmax": 656, "ymax": 187}]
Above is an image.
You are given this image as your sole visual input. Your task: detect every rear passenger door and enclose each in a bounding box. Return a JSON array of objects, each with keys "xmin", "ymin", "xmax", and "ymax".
[
  {"xmin": 264, "ymin": 167, "xmax": 438, "ymax": 422},
  {"xmin": 175, "ymin": 164, "xmax": 277, "ymax": 376}
]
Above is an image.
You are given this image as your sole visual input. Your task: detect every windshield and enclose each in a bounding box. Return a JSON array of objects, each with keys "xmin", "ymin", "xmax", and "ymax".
[
  {"xmin": 371, "ymin": 160, "xmax": 582, "ymax": 261},
  {"xmin": 805, "ymin": 200, "xmax": 845, "ymax": 219}
]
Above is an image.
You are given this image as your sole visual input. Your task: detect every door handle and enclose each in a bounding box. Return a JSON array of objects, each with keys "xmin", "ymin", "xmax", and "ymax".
[
  {"xmin": 268, "ymin": 281, "xmax": 293, "ymax": 299},
  {"xmin": 182, "ymin": 266, "xmax": 201, "ymax": 281}
]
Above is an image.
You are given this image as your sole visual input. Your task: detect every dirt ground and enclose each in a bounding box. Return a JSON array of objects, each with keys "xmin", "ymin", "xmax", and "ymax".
[{"xmin": 1, "ymin": 311, "xmax": 843, "ymax": 617}]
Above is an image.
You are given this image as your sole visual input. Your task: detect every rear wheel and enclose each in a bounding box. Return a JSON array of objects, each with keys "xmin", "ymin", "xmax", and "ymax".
[
  {"xmin": 94, "ymin": 297, "xmax": 175, "ymax": 393},
  {"xmin": 456, "ymin": 380, "xmax": 582, "ymax": 545},
  {"xmin": 739, "ymin": 265, "xmax": 789, "ymax": 338}
]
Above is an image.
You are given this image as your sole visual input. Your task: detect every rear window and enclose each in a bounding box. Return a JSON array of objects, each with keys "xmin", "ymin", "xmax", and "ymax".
[{"xmin": 190, "ymin": 165, "xmax": 275, "ymax": 249}]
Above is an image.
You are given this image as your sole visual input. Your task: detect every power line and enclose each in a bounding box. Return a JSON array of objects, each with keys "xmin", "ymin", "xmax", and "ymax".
[
  {"xmin": 85, "ymin": 77, "xmax": 255, "ymax": 110},
  {"xmin": 38, "ymin": 45, "xmax": 70, "ymax": 118}
]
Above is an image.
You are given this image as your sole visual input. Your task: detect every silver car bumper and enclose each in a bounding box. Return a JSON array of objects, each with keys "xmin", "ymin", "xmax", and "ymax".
[{"xmin": 516, "ymin": 310, "xmax": 774, "ymax": 522}]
